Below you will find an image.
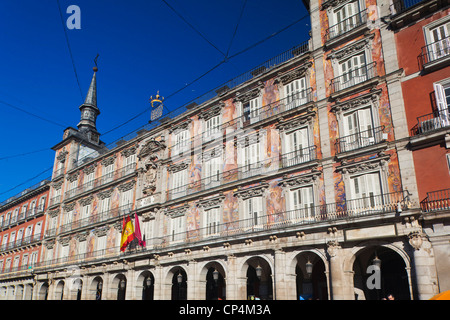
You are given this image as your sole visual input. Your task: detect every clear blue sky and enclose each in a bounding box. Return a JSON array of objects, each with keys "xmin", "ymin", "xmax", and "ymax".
[{"xmin": 0, "ymin": 0, "xmax": 310, "ymax": 201}]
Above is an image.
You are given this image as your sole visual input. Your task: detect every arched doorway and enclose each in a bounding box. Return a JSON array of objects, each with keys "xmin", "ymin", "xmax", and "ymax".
[
  {"xmin": 353, "ymin": 246, "xmax": 411, "ymax": 300},
  {"xmin": 54, "ymin": 280, "xmax": 64, "ymax": 300},
  {"xmin": 205, "ymin": 266, "xmax": 226, "ymax": 300},
  {"xmin": 90, "ymin": 276, "xmax": 103, "ymax": 300},
  {"xmin": 114, "ymin": 274, "xmax": 127, "ymax": 300},
  {"xmin": 38, "ymin": 282, "xmax": 49, "ymax": 300},
  {"xmin": 171, "ymin": 268, "xmax": 187, "ymax": 300},
  {"xmin": 139, "ymin": 271, "xmax": 154, "ymax": 300},
  {"xmin": 71, "ymin": 279, "xmax": 82, "ymax": 300},
  {"xmin": 246, "ymin": 257, "xmax": 273, "ymax": 300},
  {"xmin": 295, "ymin": 253, "xmax": 328, "ymax": 300}
]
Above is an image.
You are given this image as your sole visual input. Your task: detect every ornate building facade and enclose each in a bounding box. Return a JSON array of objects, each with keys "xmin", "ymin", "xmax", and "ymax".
[{"xmin": 0, "ymin": 0, "xmax": 448, "ymax": 300}]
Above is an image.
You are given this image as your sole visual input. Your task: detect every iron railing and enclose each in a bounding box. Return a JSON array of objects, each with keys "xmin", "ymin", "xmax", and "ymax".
[
  {"xmin": 0, "ymin": 205, "xmax": 45, "ymax": 229},
  {"xmin": 335, "ymin": 126, "xmax": 386, "ymax": 153},
  {"xmin": 421, "ymin": 188, "xmax": 450, "ymax": 212},
  {"xmin": 415, "ymin": 111, "xmax": 450, "ymax": 134},
  {"xmin": 325, "ymin": 9, "xmax": 367, "ymax": 42},
  {"xmin": 0, "ymin": 233, "xmax": 43, "ymax": 253},
  {"xmin": 421, "ymin": 35, "xmax": 450, "ymax": 66},
  {"xmin": 167, "ymin": 146, "xmax": 318, "ymax": 200},
  {"xmin": 330, "ymin": 62, "xmax": 377, "ymax": 94}
]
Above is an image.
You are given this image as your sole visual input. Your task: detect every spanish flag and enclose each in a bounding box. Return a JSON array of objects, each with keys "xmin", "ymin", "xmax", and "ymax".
[{"xmin": 120, "ymin": 215, "xmax": 135, "ymax": 252}]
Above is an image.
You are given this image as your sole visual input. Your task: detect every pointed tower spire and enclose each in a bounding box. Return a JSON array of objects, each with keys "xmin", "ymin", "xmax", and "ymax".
[{"xmin": 77, "ymin": 65, "xmax": 101, "ymax": 144}]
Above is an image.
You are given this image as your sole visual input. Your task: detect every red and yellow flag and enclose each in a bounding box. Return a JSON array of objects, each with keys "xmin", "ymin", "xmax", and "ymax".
[{"xmin": 120, "ymin": 215, "xmax": 135, "ymax": 252}]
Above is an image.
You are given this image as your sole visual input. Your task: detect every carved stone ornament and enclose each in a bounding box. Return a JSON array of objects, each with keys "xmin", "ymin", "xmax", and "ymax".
[
  {"xmin": 101, "ymin": 155, "xmax": 116, "ymax": 167},
  {"xmin": 63, "ymin": 202, "xmax": 76, "ymax": 212},
  {"xmin": 198, "ymin": 103, "xmax": 224, "ymax": 121},
  {"xmin": 75, "ymin": 232, "xmax": 88, "ymax": 242},
  {"xmin": 199, "ymin": 147, "xmax": 223, "ymax": 162},
  {"xmin": 275, "ymin": 62, "xmax": 312, "ymax": 85},
  {"xmin": 326, "ymin": 240, "xmax": 341, "ymax": 257},
  {"xmin": 276, "ymin": 109, "xmax": 316, "ymax": 131},
  {"xmin": 331, "ymin": 89, "xmax": 382, "ymax": 113},
  {"xmin": 121, "ymin": 145, "xmax": 138, "ymax": 158},
  {"xmin": 337, "ymin": 153, "xmax": 390, "ymax": 174},
  {"xmin": 83, "ymin": 163, "xmax": 97, "ymax": 175},
  {"xmin": 198, "ymin": 194, "xmax": 226, "ymax": 208},
  {"xmin": 168, "ymin": 162, "xmax": 189, "ymax": 173},
  {"xmin": 408, "ymin": 231, "xmax": 424, "ymax": 251},
  {"xmin": 279, "ymin": 170, "xmax": 321, "ymax": 188},
  {"xmin": 56, "ymin": 150, "xmax": 68, "ymax": 163},
  {"xmin": 321, "ymin": 0, "xmax": 352, "ymax": 10},
  {"xmin": 94, "ymin": 226, "xmax": 109, "ymax": 237},
  {"xmin": 169, "ymin": 119, "xmax": 192, "ymax": 133},
  {"xmin": 138, "ymin": 138, "xmax": 166, "ymax": 160},
  {"xmin": 164, "ymin": 204, "xmax": 189, "ymax": 218},
  {"xmin": 327, "ymin": 33, "xmax": 375, "ymax": 61},
  {"xmin": 44, "ymin": 239, "xmax": 56, "ymax": 249},
  {"xmin": 234, "ymin": 82, "xmax": 264, "ymax": 103},
  {"xmin": 236, "ymin": 131, "xmax": 260, "ymax": 147},
  {"xmin": 98, "ymin": 188, "xmax": 114, "ymax": 200},
  {"xmin": 67, "ymin": 171, "xmax": 80, "ymax": 183},
  {"xmin": 79, "ymin": 195, "xmax": 94, "ymax": 206},
  {"xmin": 59, "ymin": 236, "xmax": 71, "ymax": 246},
  {"xmin": 118, "ymin": 180, "xmax": 136, "ymax": 192},
  {"xmin": 234, "ymin": 182, "xmax": 269, "ymax": 199},
  {"xmin": 52, "ymin": 179, "xmax": 64, "ymax": 190},
  {"xmin": 48, "ymin": 208, "xmax": 60, "ymax": 218}
]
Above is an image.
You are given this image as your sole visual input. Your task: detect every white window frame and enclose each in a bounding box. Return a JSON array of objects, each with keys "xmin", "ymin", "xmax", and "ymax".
[
  {"xmin": 284, "ymin": 126, "xmax": 311, "ymax": 165},
  {"xmin": 332, "ymin": 1, "xmax": 362, "ymax": 36},
  {"xmin": 284, "ymin": 77, "xmax": 308, "ymax": 110},
  {"xmin": 170, "ymin": 215, "xmax": 185, "ymax": 243},
  {"xmin": 203, "ymin": 155, "xmax": 222, "ymax": 189},
  {"xmin": 348, "ymin": 171, "xmax": 383, "ymax": 210},
  {"xmin": 124, "ymin": 153, "xmax": 137, "ymax": 175},
  {"xmin": 423, "ymin": 15, "xmax": 450, "ymax": 62},
  {"xmin": 173, "ymin": 129, "xmax": 190, "ymax": 156},
  {"xmin": 102, "ymin": 163, "xmax": 114, "ymax": 184},
  {"xmin": 84, "ymin": 171, "xmax": 95, "ymax": 191},
  {"xmin": 171, "ymin": 169, "xmax": 188, "ymax": 199},
  {"xmin": 242, "ymin": 96, "xmax": 262, "ymax": 124},
  {"xmin": 203, "ymin": 207, "xmax": 221, "ymax": 237},
  {"xmin": 203, "ymin": 115, "xmax": 221, "ymax": 142},
  {"xmin": 242, "ymin": 197, "xmax": 264, "ymax": 229},
  {"xmin": 120, "ymin": 189, "xmax": 133, "ymax": 211}
]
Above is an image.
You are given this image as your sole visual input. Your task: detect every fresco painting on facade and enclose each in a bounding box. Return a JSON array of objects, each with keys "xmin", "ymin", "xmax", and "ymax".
[
  {"xmin": 378, "ymin": 84, "xmax": 394, "ymax": 140},
  {"xmin": 333, "ymin": 166, "xmax": 346, "ymax": 211},
  {"xmin": 386, "ymin": 149, "xmax": 402, "ymax": 194},
  {"xmin": 266, "ymin": 178, "xmax": 285, "ymax": 224},
  {"xmin": 222, "ymin": 190, "xmax": 239, "ymax": 229},
  {"xmin": 328, "ymin": 106, "xmax": 339, "ymax": 156}
]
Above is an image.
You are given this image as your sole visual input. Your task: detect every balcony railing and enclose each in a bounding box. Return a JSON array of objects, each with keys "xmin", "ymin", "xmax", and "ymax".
[
  {"xmin": 421, "ymin": 188, "xmax": 450, "ymax": 212},
  {"xmin": 325, "ymin": 9, "xmax": 367, "ymax": 42},
  {"xmin": 0, "ymin": 205, "xmax": 45, "ymax": 229},
  {"xmin": 330, "ymin": 62, "xmax": 377, "ymax": 94},
  {"xmin": 168, "ymin": 88, "xmax": 314, "ymax": 156},
  {"xmin": 0, "ymin": 233, "xmax": 43, "ymax": 253},
  {"xmin": 390, "ymin": 0, "xmax": 428, "ymax": 15},
  {"xmin": 64, "ymin": 163, "xmax": 136, "ymax": 200},
  {"xmin": 421, "ymin": 36, "xmax": 450, "ymax": 66},
  {"xmin": 336, "ymin": 126, "xmax": 386, "ymax": 153},
  {"xmin": 415, "ymin": 110, "xmax": 450, "ymax": 135},
  {"xmin": 167, "ymin": 146, "xmax": 318, "ymax": 200}
]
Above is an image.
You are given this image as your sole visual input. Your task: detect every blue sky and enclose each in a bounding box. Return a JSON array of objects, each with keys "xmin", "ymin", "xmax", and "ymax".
[{"xmin": 0, "ymin": 0, "xmax": 310, "ymax": 201}]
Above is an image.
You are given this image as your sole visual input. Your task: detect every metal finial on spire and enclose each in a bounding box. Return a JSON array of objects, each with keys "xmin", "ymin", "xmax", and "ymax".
[{"xmin": 93, "ymin": 53, "xmax": 99, "ymax": 72}]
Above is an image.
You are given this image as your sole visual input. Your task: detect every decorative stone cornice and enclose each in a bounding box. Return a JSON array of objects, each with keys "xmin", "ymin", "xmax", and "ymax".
[
  {"xmin": 199, "ymin": 147, "xmax": 223, "ymax": 162},
  {"xmin": 52, "ymin": 179, "xmax": 64, "ymax": 190},
  {"xmin": 336, "ymin": 152, "xmax": 390, "ymax": 174},
  {"xmin": 321, "ymin": 0, "xmax": 350, "ymax": 10},
  {"xmin": 63, "ymin": 202, "xmax": 76, "ymax": 212},
  {"xmin": 59, "ymin": 236, "xmax": 71, "ymax": 246},
  {"xmin": 98, "ymin": 188, "xmax": 114, "ymax": 199},
  {"xmin": 164, "ymin": 204, "xmax": 189, "ymax": 218},
  {"xmin": 48, "ymin": 208, "xmax": 60, "ymax": 218},
  {"xmin": 83, "ymin": 163, "xmax": 97, "ymax": 175},
  {"xmin": 56, "ymin": 150, "xmax": 68, "ymax": 163},
  {"xmin": 94, "ymin": 226, "xmax": 109, "ymax": 237},
  {"xmin": 67, "ymin": 171, "xmax": 80, "ymax": 183},
  {"xmin": 235, "ymin": 131, "xmax": 260, "ymax": 147},
  {"xmin": 278, "ymin": 169, "xmax": 321, "ymax": 188},
  {"xmin": 79, "ymin": 195, "xmax": 94, "ymax": 206},
  {"xmin": 121, "ymin": 145, "xmax": 138, "ymax": 158},
  {"xmin": 198, "ymin": 194, "xmax": 226, "ymax": 208},
  {"xmin": 408, "ymin": 231, "xmax": 424, "ymax": 251},
  {"xmin": 234, "ymin": 82, "xmax": 264, "ymax": 103},
  {"xmin": 169, "ymin": 119, "xmax": 192, "ymax": 133},
  {"xmin": 275, "ymin": 62, "xmax": 312, "ymax": 85},
  {"xmin": 276, "ymin": 109, "xmax": 316, "ymax": 131},
  {"xmin": 331, "ymin": 89, "xmax": 382, "ymax": 113},
  {"xmin": 138, "ymin": 138, "xmax": 166, "ymax": 160},
  {"xmin": 44, "ymin": 239, "xmax": 56, "ymax": 249},
  {"xmin": 198, "ymin": 103, "xmax": 224, "ymax": 121},
  {"xmin": 75, "ymin": 232, "xmax": 88, "ymax": 242},
  {"xmin": 327, "ymin": 33, "xmax": 375, "ymax": 61},
  {"xmin": 234, "ymin": 182, "xmax": 269, "ymax": 199},
  {"xmin": 168, "ymin": 162, "xmax": 189, "ymax": 173},
  {"xmin": 118, "ymin": 180, "xmax": 136, "ymax": 192},
  {"xmin": 101, "ymin": 155, "xmax": 116, "ymax": 167}
]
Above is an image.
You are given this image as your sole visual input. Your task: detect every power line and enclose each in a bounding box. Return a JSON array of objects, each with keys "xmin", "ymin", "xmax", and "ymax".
[
  {"xmin": 226, "ymin": 0, "xmax": 247, "ymax": 58},
  {"xmin": 0, "ymin": 166, "xmax": 53, "ymax": 197},
  {"xmin": 56, "ymin": 0, "xmax": 83, "ymax": 101},
  {"xmin": 0, "ymin": 148, "xmax": 50, "ymax": 161}
]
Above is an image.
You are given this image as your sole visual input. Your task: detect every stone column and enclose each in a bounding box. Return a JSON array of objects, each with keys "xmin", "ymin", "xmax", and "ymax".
[
  {"xmin": 273, "ymin": 249, "xmax": 289, "ymax": 300},
  {"xmin": 152, "ymin": 263, "xmax": 164, "ymax": 300},
  {"xmin": 225, "ymin": 254, "xmax": 238, "ymax": 300},
  {"xmin": 326, "ymin": 240, "xmax": 347, "ymax": 300},
  {"xmin": 186, "ymin": 259, "xmax": 198, "ymax": 300},
  {"xmin": 409, "ymin": 231, "xmax": 439, "ymax": 300}
]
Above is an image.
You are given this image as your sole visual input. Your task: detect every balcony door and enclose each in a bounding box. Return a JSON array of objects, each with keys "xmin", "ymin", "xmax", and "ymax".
[
  {"xmin": 428, "ymin": 22, "xmax": 450, "ymax": 61},
  {"xmin": 289, "ymin": 186, "xmax": 314, "ymax": 222},
  {"xmin": 285, "ymin": 78, "xmax": 307, "ymax": 110},
  {"xmin": 285, "ymin": 127, "xmax": 310, "ymax": 165},
  {"xmin": 339, "ymin": 53, "xmax": 367, "ymax": 89},
  {"xmin": 342, "ymin": 107, "xmax": 374, "ymax": 151},
  {"xmin": 349, "ymin": 172, "xmax": 382, "ymax": 211},
  {"xmin": 334, "ymin": 1, "xmax": 360, "ymax": 36}
]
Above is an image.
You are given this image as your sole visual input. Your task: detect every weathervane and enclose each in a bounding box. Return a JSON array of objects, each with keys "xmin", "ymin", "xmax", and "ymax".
[
  {"xmin": 93, "ymin": 53, "xmax": 99, "ymax": 72},
  {"xmin": 150, "ymin": 91, "xmax": 164, "ymax": 121}
]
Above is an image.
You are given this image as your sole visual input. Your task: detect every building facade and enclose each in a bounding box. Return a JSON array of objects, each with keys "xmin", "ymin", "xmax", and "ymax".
[{"xmin": 0, "ymin": 0, "xmax": 448, "ymax": 300}]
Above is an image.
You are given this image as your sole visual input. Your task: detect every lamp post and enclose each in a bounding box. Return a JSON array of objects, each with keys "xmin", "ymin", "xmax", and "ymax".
[
  {"xmin": 255, "ymin": 264, "xmax": 262, "ymax": 280},
  {"xmin": 306, "ymin": 258, "xmax": 313, "ymax": 279}
]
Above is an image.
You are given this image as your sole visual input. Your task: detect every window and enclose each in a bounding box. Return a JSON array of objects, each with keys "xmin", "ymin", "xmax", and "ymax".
[
  {"xmin": 203, "ymin": 156, "xmax": 222, "ymax": 189},
  {"xmin": 124, "ymin": 153, "xmax": 136, "ymax": 175},
  {"xmin": 21, "ymin": 204, "xmax": 28, "ymax": 218},
  {"xmin": 29, "ymin": 200, "xmax": 37, "ymax": 216},
  {"xmin": 22, "ymin": 254, "xmax": 29, "ymax": 268},
  {"xmin": 341, "ymin": 107, "xmax": 375, "ymax": 151},
  {"xmin": 11, "ymin": 209, "xmax": 19, "ymax": 224},
  {"xmin": 84, "ymin": 171, "xmax": 95, "ymax": 190},
  {"xmin": 427, "ymin": 21, "xmax": 450, "ymax": 61},
  {"xmin": 120, "ymin": 189, "xmax": 133, "ymax": 211},
  {"xmin": 204, "ymin": 115, "xmax": 221, "ymax": 142},
  {"xmin": 285, "ymin": 78, "xmax": 308, "ymax": 110},
  {"xmin": 0, "ymin": 215, "xmax": 3, "ymax": 228},
  {"xmin": 172, "ymin": 169, "xmax": 187, "ymax": 199},
  {"xmin": 284, "ymin": 127, "xmax": 311, "ymax": 165},
  {"xmin": 97, "ymin": 235, "xmax": 107, "ymax": 252},
  {"xmin": 349, "ymin": 172, "xmax": 382, "ymax": 209},
  {"xmin": 242, "ymin": 142, "xmax": 261, "ymax": 177},
  {"xmin": 289, "ymin": 186, "xmax": 315, "ymax": 221},
  {"xmin": 16, "ymin": 229, "xmax": 24, "ymax": 246},
  {"xmin": 173, "ymin": 130, "xmax": 190, "ymax": 156},
  {"xmin": 434, "ymin": 82, "xmax": 450, "ymax": 127},
  {"xmin": 203, "ymin": 207, "xmax": 220, "ymax": 237},
  {"xmin": 2, "ymin": 235, "xmax": 8, "ymax": 250},
  {"xmin": 339, "ymin": 52, "xmax": 368, "ymax": 89},
  {"xmin": 82, "ymin": 204, "xmax": 91, "ymax": 221},
  {"xmin": 34, "ymin": 222, "xmax": 42, "ymax": 240},
  {"xmin": 243, "ymin": 197, "xmax": 263, "ymax": 228},
  {"xmin": 102, "ymin": 163, "xmax": 114, "ymax": 184},
  {"xmin": 63, "ymin": 209, "xmax": 74, "ymax": 232},
  {"xmin": 9, "ymin": 232, "xmax": 16, "ymax": 249},
  {"xmin": 100, "ymin": 197, "xmax": 111, "ymax": 214},
  {"xmin": 25, "ymin": 225, "xmax": 33, "ymax": 244},
  {"xmin": 170, "ymin": 216, "xmax": 185, "ymax": 242},
  {"xmin": 243, "ymin": 97, "xmax": 261, "ymax": 124},
  {"xmin": 60, "ymin": 244, "xmax": 69, "ymax": 260},
  {"xmin": 68, "ymin": 179, "xmax": 78, "ymax": 197},
  {"xmin": 30, "ymin": 251, "xmax": 38, "ymax": 267},
  {"xmin": 38, "ymin": 196, "xmax": 46, "ymax": 212},
  {"xmin": 333, "ymin": 1, "xmax": 362, "ymax": 37}
]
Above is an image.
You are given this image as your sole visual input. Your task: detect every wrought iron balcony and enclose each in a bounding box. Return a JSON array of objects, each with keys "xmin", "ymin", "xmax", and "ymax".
[
  {"xmin": 330, "ymin": 62, "xmax": 377, "ymax": 94},
  {"xmin": 421, "ymin": 188, "xmax": 450, "ymax": 212},
  {"xmin": 421, "ymin": 35, "xmax": 450, "ymax": 68},
  {"xmin": 415, "ymin": 111, "xmax": 450, "ymax": 135},
  {"xmin": 335, "ymin": 126, "xmax": 386, "ymax": 154},
  {"xmin": 324, "ymin": 9, "xmax": 367, "ymax": 43}
]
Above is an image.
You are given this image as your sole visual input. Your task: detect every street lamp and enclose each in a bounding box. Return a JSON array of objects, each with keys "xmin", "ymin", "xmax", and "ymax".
[
  {"xmin": 146, "ymin": 277, "xmax": 152, "ymax": 287},
  {"xmin": 372, "ymin": 254, "xmax": 381, "ymax": 269},
  {"xmin": 119, "ymin": 279, "xmax": 126, "ymax": 290},
  {"xmin": 213, "ymin": 269, "xmax": 219, "ymax": 283},
  {"xmin": 255, "ymin": 264, "xmax": 262, "ymax": 280},
  {"xmin": 177, "ymin": 271, "xmax": 183, "ymax": 284},
  {"xmin": 306, "ymin": 258, "xmax": 313, "ymax": 278}
]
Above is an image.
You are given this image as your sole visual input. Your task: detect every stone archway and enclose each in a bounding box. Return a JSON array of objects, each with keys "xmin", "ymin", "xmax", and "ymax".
[
  {"xmin": 164, "ymin": 266, "xmax": 188, "ymax": 300},
  {"xmin": 200, "ymin": 261, "xmax": 226, "ymax": 300},
  {"xmin": 54, "ymin": 280, "xmax": 64, "ymax": 300},
  {"xmin": 242, "ymin": 256, "xmax": 273, "ymax": 300},
  {"xmin": 89, "ymin": 276, "xmax": 104, "ymax": 300},
  {"xmin": 38, "ymin": 282, "xmax": 49, "ymax": 300},
  {"xmin": 136, "ymin": 270, "xmax": 154, "ymax": 300},
  {"xmin": 351, "ymin": 244, "xmax": 412, "ymax": 300},
  {"xmin": 111, "ymin": 274, "xmax": 127, "ymax": 300}
]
